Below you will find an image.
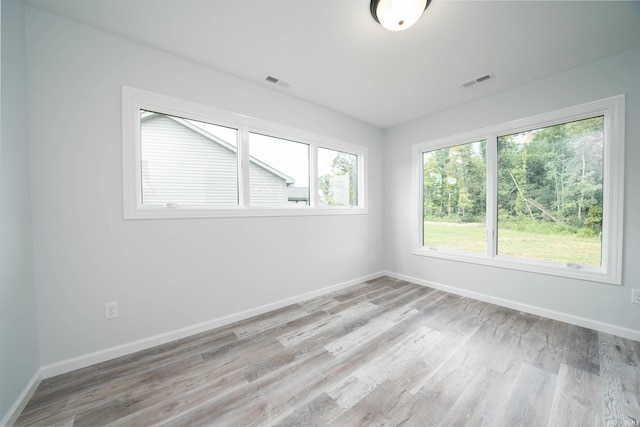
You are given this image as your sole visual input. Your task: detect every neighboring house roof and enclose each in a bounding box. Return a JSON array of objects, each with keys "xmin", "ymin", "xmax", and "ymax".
[{"xmin": 141, "ymin": 111, "xmax": 295, "ymax": 186}]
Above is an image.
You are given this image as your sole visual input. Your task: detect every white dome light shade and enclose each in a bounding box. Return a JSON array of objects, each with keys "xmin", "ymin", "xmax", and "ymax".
[{"xmin": 370, "ymin": 0, "xmax": 430, "ymax": 32}]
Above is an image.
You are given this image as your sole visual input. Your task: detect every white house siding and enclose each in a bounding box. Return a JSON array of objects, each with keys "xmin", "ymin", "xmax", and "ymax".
[
  {"xmin": 141, "ymin": 114, "xmax": 290, "ymax": 206},
  {"xmin": 141, "ymin": 115, "xmax": 239, "ymax": 206},
  {"xmin": 249, "ymin": 163, "xmax": 289, "ymax": 205}
]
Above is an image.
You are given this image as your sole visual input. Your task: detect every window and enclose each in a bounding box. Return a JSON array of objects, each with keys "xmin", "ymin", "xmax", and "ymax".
[
  {"xmin": 140, "ymin": 111, "xmax": 239, "ymax": 207},
  {"xmin": 414, "ymin": 95, "xmax": 624, "ymax": 284},
  {"xmin": 422, "ymin": 140, "xmax": 487, "ymax": 253},
  {"xmin": 497, "ymin": 117, "xmax": 604, "ymax": 266},
  {"xmin": 318, "ymin": 147, "xmax": 359, "ymax": 207},
  {"xmin": 123, "ymin": 87, "xmax": 367, "ymax": 219},
  {"xmin": 249, "ymin": 133, "xmax": 309, "ymax": 206}
]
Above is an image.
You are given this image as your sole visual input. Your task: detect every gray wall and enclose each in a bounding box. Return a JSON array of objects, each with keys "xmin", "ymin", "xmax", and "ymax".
[
  {"xmin": 25, "ymin": 6, "xmax": 385, "ymax": 369},
  {"xmin": 5, "ymin": 2, "xmax": 639, "ymax": 421},
  {"xmin": 384, "ymin": 45, "xmax": 640, "ymax": 335},
  {"xmin": 0, "ymin": 0, "xmax": 41, "ymax": 421}
]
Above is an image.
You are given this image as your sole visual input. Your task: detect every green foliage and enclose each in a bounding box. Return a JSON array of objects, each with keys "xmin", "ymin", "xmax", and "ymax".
[
  {"xmin": 318, "ymin": 174, "xmax": 334, "ymax": 205},
  {"xmin": 584, "ymin": 204, "xmax": 603, "ymax": 233},
  {"xmin": 423, "ymin": 140, "xmax": 486, "ymax": 223},
  {"xmin": 499, "ymin": 216, "xmax": 576, "ymax": 235},
  {"xmin": 319, "ymin": 152, "xmax": 357, "ymax": 206},
  {"xmin": 497, "ymin": 116, "xmax": 604, "ymax": 234},
  {"xmin": 422, "ymin": 116, "xmax": 605, "ymax": 265}
]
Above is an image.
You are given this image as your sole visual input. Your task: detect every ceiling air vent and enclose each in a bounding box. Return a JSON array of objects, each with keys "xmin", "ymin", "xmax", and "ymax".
[
  {"xmin": 462, "ymin": 72, "xmax": 495, "ymax": 88},
  {"xmin": 264, "ymin": 75, "xmax": 290, "ymax": 88}
]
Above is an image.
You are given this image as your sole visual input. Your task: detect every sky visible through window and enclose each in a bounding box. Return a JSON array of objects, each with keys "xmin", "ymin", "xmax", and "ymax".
[{"xmin": 189, "ymin": 120, "xmax": 337, "ymax": 188}]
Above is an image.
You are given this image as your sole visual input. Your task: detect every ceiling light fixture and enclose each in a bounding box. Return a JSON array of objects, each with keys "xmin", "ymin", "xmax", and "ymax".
[{"xmin": 370, "ymin": 0, "xmax": 430, "ymax": 32}]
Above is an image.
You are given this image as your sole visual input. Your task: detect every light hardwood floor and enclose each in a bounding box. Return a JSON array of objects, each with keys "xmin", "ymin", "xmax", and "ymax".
[{"xmin": 16, "ymin": 277, "xmax": 640, "ymax": 426}]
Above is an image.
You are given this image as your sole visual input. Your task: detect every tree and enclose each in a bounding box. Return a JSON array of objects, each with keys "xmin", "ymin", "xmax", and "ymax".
[
  {"xmin": 318, "ymin": 174, "xmax": 335, "ymax": 206},
  {"xmin": 497, "ymin": 116, "xmax": 604, "ymax": 232},
  {"xmin": 318, "ymin": 152, "xmax": 357, "ymax": 206},
  {"xmin": 423, "ymin": 140, "xmax": 486, "ymax": 223}
]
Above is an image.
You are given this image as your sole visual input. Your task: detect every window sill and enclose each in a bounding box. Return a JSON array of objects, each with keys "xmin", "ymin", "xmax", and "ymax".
[
  {"xmin": 124, "ymin": 205, "xmax": 368, "ymax": 220},
  {"xmin": 412, "ymin": 247, "xmax": 620, "ymax": 285}
]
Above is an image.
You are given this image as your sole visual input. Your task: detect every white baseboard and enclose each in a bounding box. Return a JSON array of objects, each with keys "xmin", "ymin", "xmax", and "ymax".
[
  {"xmin": 11, "ymin": 269, "xmax": 637, "ymax": 424},
  {"xmin": 41, "ymin": 271, "xmax": 386, "ymax": 379},
  {"xmin": 385, "ymin": 270, "xmax": 640, "ymax": 342},
  {"xmin": 1, "ymin": 368, "xmax": 42, "ymax": 427}
]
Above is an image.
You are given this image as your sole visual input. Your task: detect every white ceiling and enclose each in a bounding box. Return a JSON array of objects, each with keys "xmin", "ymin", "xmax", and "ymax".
[{"xmin": 24, "ymin": 0, "xmax": 640, "ymax": 129}]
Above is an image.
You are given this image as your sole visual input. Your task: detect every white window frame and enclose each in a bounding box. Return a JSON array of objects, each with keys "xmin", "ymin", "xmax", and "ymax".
[
  {"xmin": 123, "ymin": 86, "xmax": 367, "ymax": 219},
  {"xmin": 412, "ymin": 95, "xmax": 625, "ymax": 285}
]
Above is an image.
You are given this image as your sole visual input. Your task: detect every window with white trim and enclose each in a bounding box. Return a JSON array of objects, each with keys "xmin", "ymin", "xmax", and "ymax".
[
  {"xmin": 318, "ymin": 147, "xmax": 359, "ymax": 207},
  {"xmin": 123, "ymin": 87, "xmax": 367, "ymax": 219},
  {"xmin": 413, "ymin": 95, "xmax": 625, "ymax": 284}
]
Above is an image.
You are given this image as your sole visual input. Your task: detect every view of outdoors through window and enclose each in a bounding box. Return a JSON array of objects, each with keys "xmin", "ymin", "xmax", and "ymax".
[
  {"xmin": 140, "ymin": 110, "xmax": 239, "ymax": 206},
  {"xmin": 497, "ymin": 116, "xmax": 604, "ymax": 266},
  {"xmin": 140, "ymin": 110, "xmax": 360, "ymax": 209},
  {"xmin": 422, "ymin": 116, "xmax": 605, "ymax": 266},
  {"xmin": 249, "ymin": 132, "xmax": 309, "ymax": 206},
  {"xmin": 318, "ymin": 148, "xmax": 358, "ymax": 207},
  {"xmin": 422, "ymin": 140, "xmax": 487, "ymax": 252}
]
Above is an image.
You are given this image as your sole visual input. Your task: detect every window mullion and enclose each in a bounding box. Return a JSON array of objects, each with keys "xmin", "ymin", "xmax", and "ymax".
[
  {"xmin": 486, "ymin": 134, "xmax": 498, "ymax": 258},
  {"xmin": 309, "ymin": 144, "xmax": 318, "ymax": 207},
  {"xmin": 238, "ymin": 126, "xmax": 251, "ymax": 208}
]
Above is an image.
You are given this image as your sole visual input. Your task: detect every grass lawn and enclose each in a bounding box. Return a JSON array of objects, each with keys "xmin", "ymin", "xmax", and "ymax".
[{"xmin": 424, "ymin": 222, "xmax": 601, "ymax": 266}]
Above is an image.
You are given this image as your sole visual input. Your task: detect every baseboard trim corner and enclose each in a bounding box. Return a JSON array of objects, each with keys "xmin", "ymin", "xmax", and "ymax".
[
  {"xmin": 40, "ymin": 271, "xmax": 386, "ymax": 379},
  {"xmin": 1, "ymin": 368, "xmax": 42, "ymax": 427},
  {"xmin": 383, "ymin": 270, "xmax": 640, "ymax": 342}
]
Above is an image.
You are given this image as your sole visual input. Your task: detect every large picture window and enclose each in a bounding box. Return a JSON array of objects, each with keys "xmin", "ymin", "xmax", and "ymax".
[
  {"xmin": 414, "ymin": 96, "xmax": 624, "ymax": 284},
  {"xmin": 123, "ymin": 87, "xmax": 367, "ymax": 219}
]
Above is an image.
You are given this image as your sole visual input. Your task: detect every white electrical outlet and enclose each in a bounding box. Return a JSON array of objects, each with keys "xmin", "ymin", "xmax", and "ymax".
[
  {"xmin": 105, "ymin": 302, "xmax": 119, "ymax": 319},
  {"xmin": 631, "ymin": 289, "xmax": 640, "ymax": 305}
]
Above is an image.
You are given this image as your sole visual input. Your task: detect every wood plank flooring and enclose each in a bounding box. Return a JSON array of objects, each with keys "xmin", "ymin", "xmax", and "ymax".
[{"xmin": 15, "ymin": 277, "xmax": 640, "ymax": 426}]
